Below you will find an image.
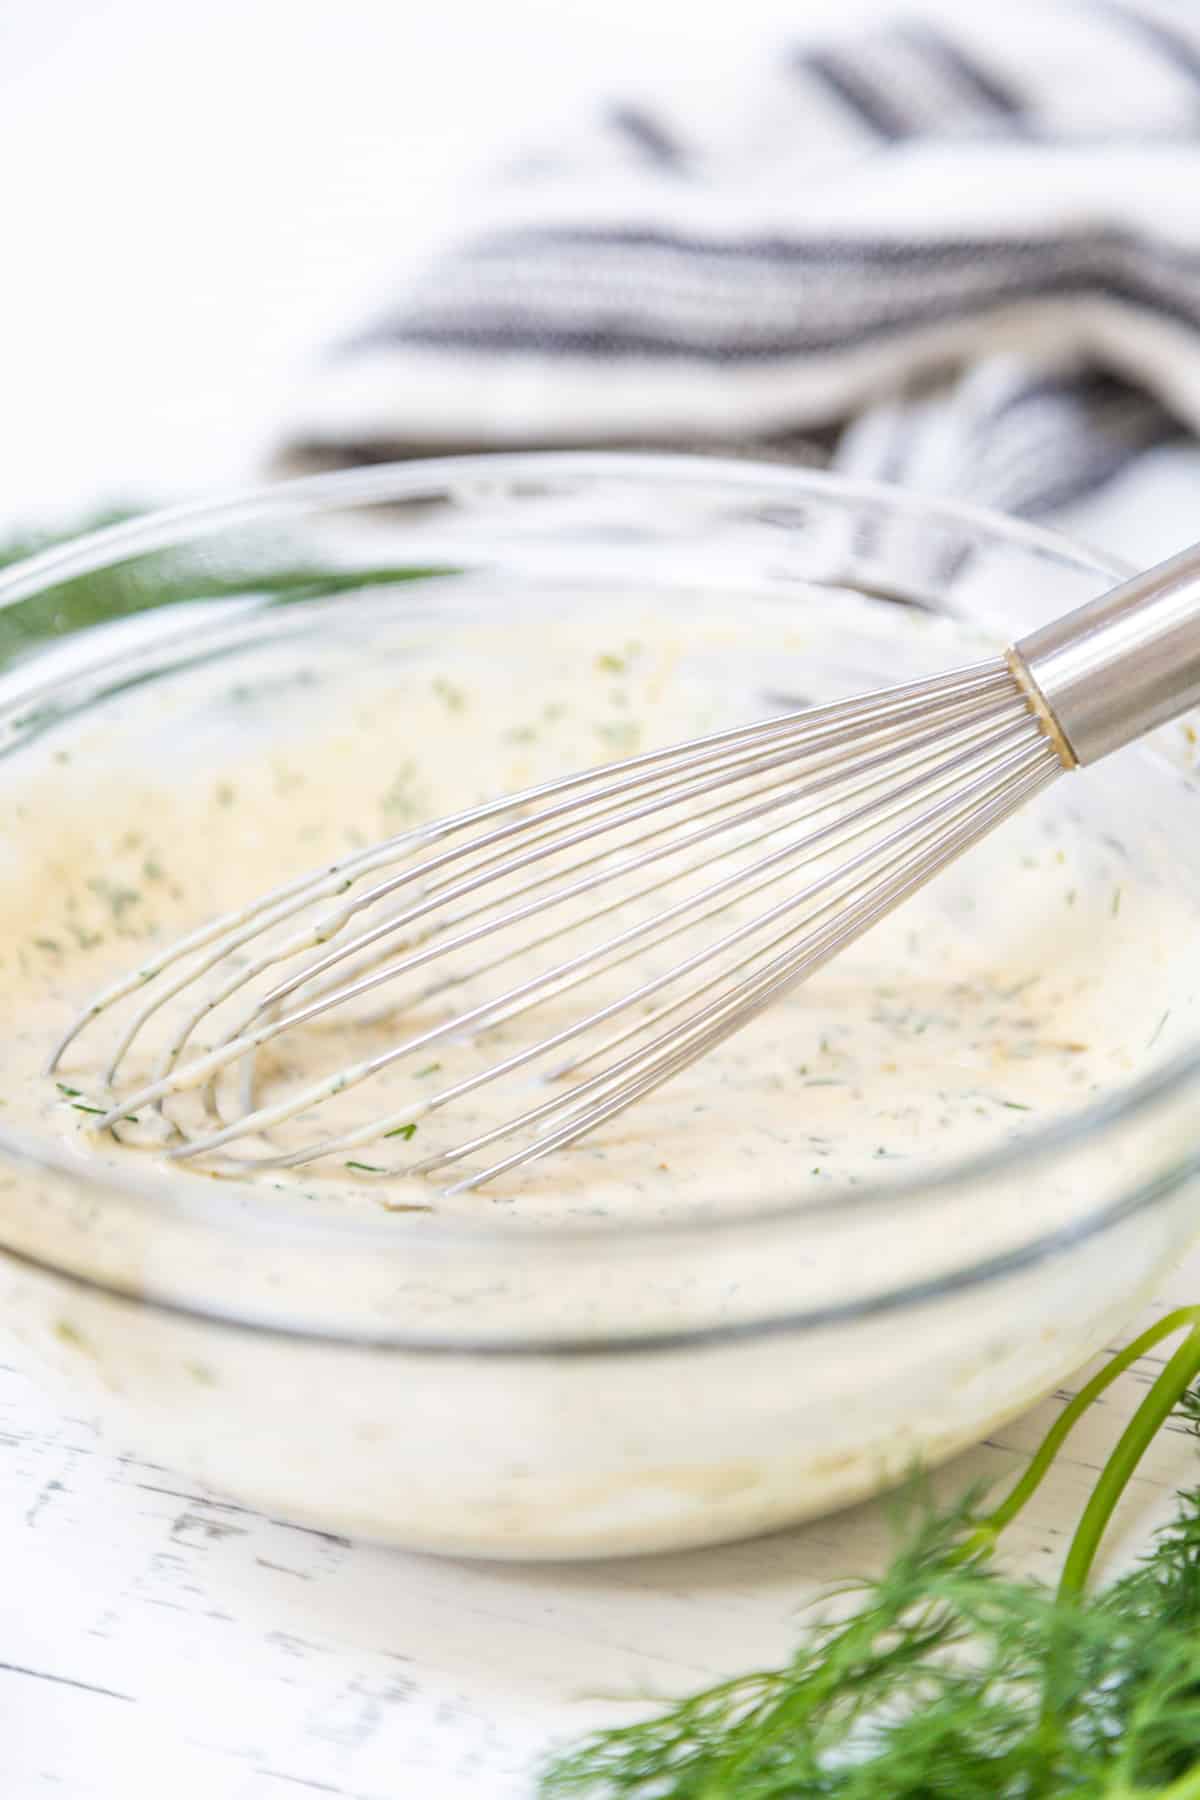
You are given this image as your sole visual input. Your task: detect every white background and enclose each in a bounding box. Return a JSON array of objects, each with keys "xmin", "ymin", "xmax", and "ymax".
[
  {"xmin": 3, "ymin": 0, "xmax": 1196, "ymax": 556},
  {"xmin": 1, "ymin": 0, "xmax": 889, "ymax": 522},
  {"xmin": 3, "ymin": 4, "xmax": 1200, "ymax": 1797}
]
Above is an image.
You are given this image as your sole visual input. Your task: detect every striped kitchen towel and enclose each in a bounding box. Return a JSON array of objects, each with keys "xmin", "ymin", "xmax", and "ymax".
[{"xmin": 277, "ymin": 1, "xmax": 1200, "ymax": 519}]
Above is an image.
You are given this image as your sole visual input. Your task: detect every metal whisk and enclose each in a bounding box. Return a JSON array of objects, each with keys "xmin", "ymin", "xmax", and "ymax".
[{"xmin": 49, "ymin": 539, "xmax": 1200, "ymax": 1193}]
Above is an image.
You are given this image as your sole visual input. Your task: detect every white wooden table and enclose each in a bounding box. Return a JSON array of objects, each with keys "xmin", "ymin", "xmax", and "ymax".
[
  {"xmin": 6, "ymin": 1257, "xmax": 1200, "ymax": 1799},
  {"xmin": 6, "ymin": 2, "xmax": 1200, "ymax": 1793}
]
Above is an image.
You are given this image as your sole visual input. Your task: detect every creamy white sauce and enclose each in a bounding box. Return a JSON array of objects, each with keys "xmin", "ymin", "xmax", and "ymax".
[
  {"xmin": 1, "ymin": 583, "xmax": 1197, "ymax": 1555},
  {"xmin": 3, "ymin": 607, "xmax": 1189, "ymax": 1212}
]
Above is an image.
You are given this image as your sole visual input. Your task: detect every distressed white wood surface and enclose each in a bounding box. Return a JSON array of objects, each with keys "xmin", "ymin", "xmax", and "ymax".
[{"xmin": 6, "ymin": 1249, "xmax": 1200, "ymax": 1799}]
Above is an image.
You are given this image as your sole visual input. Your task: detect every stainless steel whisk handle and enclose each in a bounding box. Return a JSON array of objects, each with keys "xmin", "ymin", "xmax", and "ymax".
[{"xmin": 1013, "ymin": 540, "xmax": 1200, "ymax": 767}]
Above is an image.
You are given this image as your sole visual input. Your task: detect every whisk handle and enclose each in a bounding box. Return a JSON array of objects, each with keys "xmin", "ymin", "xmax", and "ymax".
[{"xmin": 1013, "ymin": 541, "xmax": 1200, "ymax": 768}]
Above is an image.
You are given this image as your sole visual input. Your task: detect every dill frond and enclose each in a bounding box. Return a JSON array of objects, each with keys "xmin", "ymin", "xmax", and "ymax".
[{"xmin": 543, "ymin": 1329, "xmax": 1200, "ymax": 1799}]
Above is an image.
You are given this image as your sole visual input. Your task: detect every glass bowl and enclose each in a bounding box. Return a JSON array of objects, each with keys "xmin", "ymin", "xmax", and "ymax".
[{"xmin": 2, "ymin": 452, "xmax": 1200, "ymax": 1561}]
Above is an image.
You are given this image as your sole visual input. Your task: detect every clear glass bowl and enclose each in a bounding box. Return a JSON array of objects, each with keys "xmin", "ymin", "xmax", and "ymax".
[{"xmin": 2, "ymin": 452, "xmax": 1200, "ymax": 1560}]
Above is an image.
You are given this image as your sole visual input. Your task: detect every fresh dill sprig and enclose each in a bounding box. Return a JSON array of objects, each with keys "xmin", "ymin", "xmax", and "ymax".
[
  {"xmin": 542, "ymin": 1311, "xmax": 1200, "ymax": 1799},
  {"xmin": 0, "ymin": 510, "xmax": 454, "ymax": 677}
]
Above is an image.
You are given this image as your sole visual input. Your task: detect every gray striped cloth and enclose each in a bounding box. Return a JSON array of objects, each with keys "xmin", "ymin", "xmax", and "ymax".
[{"xmin": 277, "ymin": 1, "xmax": 1200, "ymax": 519}]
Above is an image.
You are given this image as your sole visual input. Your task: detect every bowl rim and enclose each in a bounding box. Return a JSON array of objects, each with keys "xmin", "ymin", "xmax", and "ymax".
[
  {"xmin": 0, "ymin": 1125, "xmax": 1191, "ymax": 1351},
  {"xmin": 0, "ymin": 448, "xmax": 1133, "ymax": 611},
  {"xmin": 5, "ymin": 448, "xmax": 1198, "ymax": 1282}
]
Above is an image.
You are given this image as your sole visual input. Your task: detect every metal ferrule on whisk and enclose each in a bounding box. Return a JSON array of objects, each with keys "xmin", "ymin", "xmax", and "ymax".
[{"xmin": 1012, "ymin": 542, "xmax": 1200, "ymax": 768}]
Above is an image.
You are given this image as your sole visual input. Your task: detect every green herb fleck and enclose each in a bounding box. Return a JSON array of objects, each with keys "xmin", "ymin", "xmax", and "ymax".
[
  {"xmin": 384, "ymin": 1122, "xmax": 418, "ymax": 1141},
  {"xmin": 380, "ymin": 760, "xmax": 423, "ymax": 819},
  {"xmin": 66, "ymin": 923, "xmax": 104, "ymax": 951},
  {"xmin": 594, "ymin": 720, "xmax": 640, "ymax": 753},
  {"xmin": 1111, "ymin": 885, "xmax": 1123, "ymax": 916},
  {"xmin": 345, "ymin": 1160, "xmax": 387, "ymax": 1174},
  {"xmin": 414, "ymin": 1064, "xmax": 442, "ymax": 1079},
  {"xmin": 86, "ymin": 876, "xmax": 141, "ymax": 920},
  {"xmin": 56, "ymin": 1084, "xmax": 136, "ymax": 1122},
  {"xmin": 432, "ymin": 676, "xmax": 466, "ymax": 712}
]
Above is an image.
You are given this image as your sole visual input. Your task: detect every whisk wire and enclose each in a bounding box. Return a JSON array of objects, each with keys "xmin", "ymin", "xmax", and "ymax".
[
  {"xmin": 108, "ymin": 705, "xmax": 1041, "ymax": 1150},
  {"xmin": 438, "ymin": 749, "xmax": 1060, "ymax": 1193},
  {"xmin": 62, "ymin": 657, "xmax": 1061, "ymax": 1187}
]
